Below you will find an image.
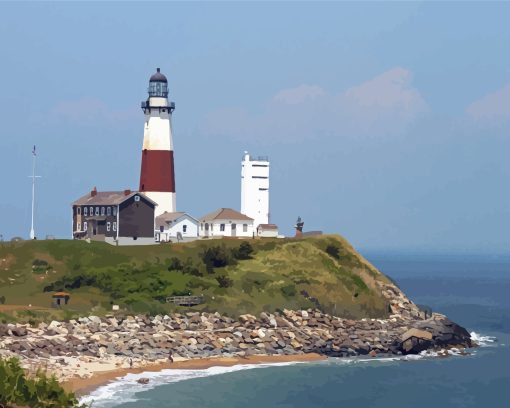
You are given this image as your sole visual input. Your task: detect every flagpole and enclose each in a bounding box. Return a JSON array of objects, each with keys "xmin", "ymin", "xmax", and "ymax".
[{"xmin": 29, "ymin": 146, "xmax": 38, "ymax": 240}]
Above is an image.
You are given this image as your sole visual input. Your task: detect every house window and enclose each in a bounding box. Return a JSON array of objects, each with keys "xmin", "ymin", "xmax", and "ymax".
[
  {"xmin": 201, "ymin": 223, "xmax": 203, "ymax": 230},
  {"xmin": 205, "ymin": 223, "xmax": 209, "ymax": 231},
  {"xmin": 107, "ymin": 207, "xmax": 111, "ymax": 216},
  {"xmin": 113, "ymin": 207, "xmax": 117, "ymax": 216},
  {"xmin": 84, "ymin": 207, "xmax": 88, "ymax": 216},
  {"xmin": 107, "ymin": 222, "xmax": 111, "ymax": 231},
  {"xmin": 77, "ymin": 207, "xmax": 81, "ymax": 215},
  {"xmin": 89, "ymin": 206, "xmax": 93, "ymax": 215},
  {"xmin": 232, "ymin": 223, "xmax": 236, "ymax": 230},
  {"xmin": 183, "ymin": 225, "xmax": 187, "ymax": 233},
  {"xmin": 134, "ymin": 195, "xmax": 140, "ymax": 202},
  {"xmin": 243, "ymin": 224, "xmax": 248, "ymax": 232},
  {"xmin": 101, "ymin": 207, "xmax": 105, "ymax": 216},
  {"xmin": 95, "ymin": 207, "xmax": 99, "ymax": 216},
  {"xmin": 113, "ymin": 222, "xmax": 117, "ymax": 231},
  {"xmin": 77, "ymin": 222, "xmax": 81, "ymax": 231},
  {"xmin": 220, "ymin": 224, "xmax": 225, "ymax": 232},
  {"xmin": 84, "ymin": 222, "xmax": 88, "ymax": 231}
]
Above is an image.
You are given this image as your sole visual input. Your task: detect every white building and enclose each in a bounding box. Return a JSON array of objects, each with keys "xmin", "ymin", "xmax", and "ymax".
[
  {"xmin": 257, "ymin": 223, "xmax": 279, "ymax": 238},
  {"xmin": 241, "ymin": 152, "xmax": 269, "ymax": 229},
  {"xmin": 199, "ymin": 208, "xmax": 254, "ymax": 238},
  {"xmin": 155, "ymin": 212, "xmax": 199, "ymax": 242}
]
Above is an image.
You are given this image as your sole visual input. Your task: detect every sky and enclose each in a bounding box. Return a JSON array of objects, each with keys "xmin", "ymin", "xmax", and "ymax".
[{"xmin": 1, "ymin": 1, "xmax": 510, "ymax": 253}]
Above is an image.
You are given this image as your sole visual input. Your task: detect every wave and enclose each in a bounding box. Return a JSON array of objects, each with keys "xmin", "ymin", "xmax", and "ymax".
[
  {"xmin": 79, "ymin": 361, "xmax": 302, "ymax": 408},
  {"xmin": 470, "ymin": 331, "xmax": 498, "ymax": 347}
]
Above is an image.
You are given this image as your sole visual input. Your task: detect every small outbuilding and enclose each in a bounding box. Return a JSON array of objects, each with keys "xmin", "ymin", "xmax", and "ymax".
[
  {"xmin": 257, "ymin": 223, "xmax": 279, "ymax": 238},
  {"xmin": 156, "ymin": 211, "xmax": 199, "ymax": 242},
  {"xmin": 52, "ymin": 292, "xmax": 70, "ymax": 308}
]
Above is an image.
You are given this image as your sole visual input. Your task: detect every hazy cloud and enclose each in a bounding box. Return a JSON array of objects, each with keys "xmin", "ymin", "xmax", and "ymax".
[
  {"xmin": 466, "ymin": 83, "xmax": 510, "ymax": 121},
  {"xmin": 202, "ymin": 67, "xmax": 428, "ymax": 143}
]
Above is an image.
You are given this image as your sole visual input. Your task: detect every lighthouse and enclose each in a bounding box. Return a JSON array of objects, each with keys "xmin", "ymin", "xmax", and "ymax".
[{"xmin": 139, "ymin": 68, "xmax": 176, "ymax": 216}]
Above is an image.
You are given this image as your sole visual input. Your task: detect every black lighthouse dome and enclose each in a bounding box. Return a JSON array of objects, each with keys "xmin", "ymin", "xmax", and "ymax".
[{"xmin": 148, "ymin": 68, "xmax": 168, "ymax": 97}]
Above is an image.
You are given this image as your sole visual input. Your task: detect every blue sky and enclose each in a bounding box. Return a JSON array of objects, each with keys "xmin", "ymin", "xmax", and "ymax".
[{"xmin": 1, "ymin": 1, "xmax": 510, "ymax": 253}]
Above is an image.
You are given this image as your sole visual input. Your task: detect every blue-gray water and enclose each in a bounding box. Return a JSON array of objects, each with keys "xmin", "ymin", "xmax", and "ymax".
[{"xmin": 84, "ymin": 253, "xmax": 510, "ymax": 407}]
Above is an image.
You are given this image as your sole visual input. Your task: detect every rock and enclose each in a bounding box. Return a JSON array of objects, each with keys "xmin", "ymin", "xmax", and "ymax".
[
  {"xmin": 11, "ymin": 326, "xmax": 27, "ymax": 337},
  {"xmin": 137, "ymin": 378, "xmax": 150, "ymax": 384}
]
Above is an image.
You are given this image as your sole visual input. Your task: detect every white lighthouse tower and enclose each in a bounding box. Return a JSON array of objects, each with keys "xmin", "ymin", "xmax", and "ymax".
[
  {"xmin": 241, "ymin": 151, "xmax": 270, "ymax": 228},
  {"xmin": 139, "ymin": 68, "xmax": 176, "ymax": 216}
]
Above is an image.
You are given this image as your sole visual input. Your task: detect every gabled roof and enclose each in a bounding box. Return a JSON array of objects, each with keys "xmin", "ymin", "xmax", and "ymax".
[
  {"xmin": 72, "ymin": 191, "xmax": 157, "ymax": 207},
  {"xmin": 156, "ymin": 211, "xmax": 199, "ymax": 228},
  {"xmin": 257, "ymin": 224, "xmax": 278, "ymax": 230},
  {"xmin": 200, "ymin": 208, "xmax": 253, "ymax": 222}
]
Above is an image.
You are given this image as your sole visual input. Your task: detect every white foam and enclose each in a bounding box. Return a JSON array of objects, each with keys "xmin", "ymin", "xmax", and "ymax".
[
  {"xmin": 79, "ymin": 361, "xmax": 300, "ymax": 407},
  {"xmin": 470, "ymin": 331, "xmax": 497, "ymax": 347}
]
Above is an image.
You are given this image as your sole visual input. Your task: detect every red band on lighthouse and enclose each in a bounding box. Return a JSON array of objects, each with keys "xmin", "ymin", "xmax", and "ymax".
[{"xmin": 139, "ymin": 150, "xmax": 175, "ymax": 193}]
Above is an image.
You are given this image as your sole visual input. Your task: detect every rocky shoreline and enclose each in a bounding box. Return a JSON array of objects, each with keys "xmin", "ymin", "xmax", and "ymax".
[{"xmin": 0, "ymin": 305, "xmax": 473, "ymax": 386}]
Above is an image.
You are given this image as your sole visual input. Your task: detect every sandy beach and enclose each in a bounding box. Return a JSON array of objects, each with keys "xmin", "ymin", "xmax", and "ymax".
[{"xmin": 66, "ymin": 353, "xmax": 326, "ymax": 396}]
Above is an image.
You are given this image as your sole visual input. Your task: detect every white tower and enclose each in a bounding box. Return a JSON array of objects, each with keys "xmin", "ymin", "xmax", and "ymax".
[
  {"xmin": 139, "ymin": 68, "xmax": 176, "ymax": 216},
  {"xmin": 241, "ymin": 151, "xmax": 270, "ymax": 228}
]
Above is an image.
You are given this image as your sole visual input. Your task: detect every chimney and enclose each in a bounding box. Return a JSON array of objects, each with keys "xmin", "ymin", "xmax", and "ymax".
[
  {"xmin": 91, "ymin": 186, "xmax": 97, "ymax": 197},
  {"xmin": 124, "ymin": 189, "xmax": 131, "ymax": 196}
]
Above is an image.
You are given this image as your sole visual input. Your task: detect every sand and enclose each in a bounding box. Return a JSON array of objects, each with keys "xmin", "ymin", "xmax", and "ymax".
[{"xmin": 65, "ymin": 353, "xmax": 326, "ymax": 396}]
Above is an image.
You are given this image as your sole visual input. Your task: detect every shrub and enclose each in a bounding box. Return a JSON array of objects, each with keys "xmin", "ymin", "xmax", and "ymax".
[
  {"xmin": 201, "ymin": 245, "xmax": 234, "ymax": 273},
  {"xmin": 325, "ymin": 245, "xmax": 340, "ymax": 259},
  {"xmin": 167, "ymin": 257, "xmax": 183, "ymax": 271},
  {"xmin": 0, "ymin": 356, "xmax": 86, "ymax": 407},
  {"xmin": 216, "ymin": 274, "xmax": 233, "ymax": 288},
  {"xmin": 234, "ymin": 241, "xmax": 254, "ymax": 260},
  {"xmin": 0, "ymin": 295, "xmax": 5, "ymax": 304},
  {"xmin": 280, "ymin": 284, "xmax": 297, "ymax": 298}
]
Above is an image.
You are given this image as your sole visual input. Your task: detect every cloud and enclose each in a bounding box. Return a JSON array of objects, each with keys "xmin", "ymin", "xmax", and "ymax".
[
  {"xmin": 466, "ymin": 83, "xmax": 510, "ymax": 121},
  {"xmin": 201, "ymin": 67, "xmax": 428, "ymax": 143}
]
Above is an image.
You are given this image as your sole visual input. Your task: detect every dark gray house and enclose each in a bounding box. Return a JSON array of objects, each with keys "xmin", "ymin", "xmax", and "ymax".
[{"xmin": 72, "ymin": 187, "xmax": 157, "ymax": 245}]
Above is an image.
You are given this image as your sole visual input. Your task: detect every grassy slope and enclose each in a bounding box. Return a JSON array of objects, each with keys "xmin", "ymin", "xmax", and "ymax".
[{"xmin": 0, "ymin": 235, "xmax": 392, "ymax": 322}]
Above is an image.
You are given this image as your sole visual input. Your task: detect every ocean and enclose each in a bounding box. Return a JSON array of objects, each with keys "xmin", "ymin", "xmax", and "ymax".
[{"xmin": 81, "ymin": 253, "xmax": 510, "ymax": 408}]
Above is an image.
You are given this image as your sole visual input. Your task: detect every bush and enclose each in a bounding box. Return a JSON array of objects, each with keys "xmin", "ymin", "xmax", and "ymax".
[
  {"xmin": 280, "ymin": 284, "xmax": 297, "ymax": 298},
  {"xmin": 0, "ymin": 295, "xmax": 5, "ymax": 305},
  {"xmin": 325, "ymin": 245, "xmax": 340, "ymax": 259},
  {"xmin": 201, "ymin": 245, "xmax": 235, "ymax": 273},
  {"xmin": 167, "ymin": 257, "xmax": 183, "ymax": 271},
  {"xmin": 216, "ymin": 274, "xmax": 233, "ymax": 288},
  {"xmin": 0, "ymin": 356, "xmax": 86, "ymax": 407},
  {"xmin": 234, "ymin": 241, "xmax": 254, "ymax": 260}
]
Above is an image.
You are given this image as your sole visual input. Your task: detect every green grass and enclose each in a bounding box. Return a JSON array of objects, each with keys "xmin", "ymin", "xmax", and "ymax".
[{"xmin": 0, "ymin": 235, "xmax": 392, "ymax": 321}]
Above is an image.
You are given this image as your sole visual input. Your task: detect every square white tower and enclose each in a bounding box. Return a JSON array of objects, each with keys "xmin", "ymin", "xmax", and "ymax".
[{"xmin": 241, "ymin": 152, "xmax": 270, "ymax": 228}]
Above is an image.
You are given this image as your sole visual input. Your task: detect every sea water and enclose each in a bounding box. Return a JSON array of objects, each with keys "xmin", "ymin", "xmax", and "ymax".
[{"xmin": 81, "ymin": 253, "xmax": 510, "ymax": 408}]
